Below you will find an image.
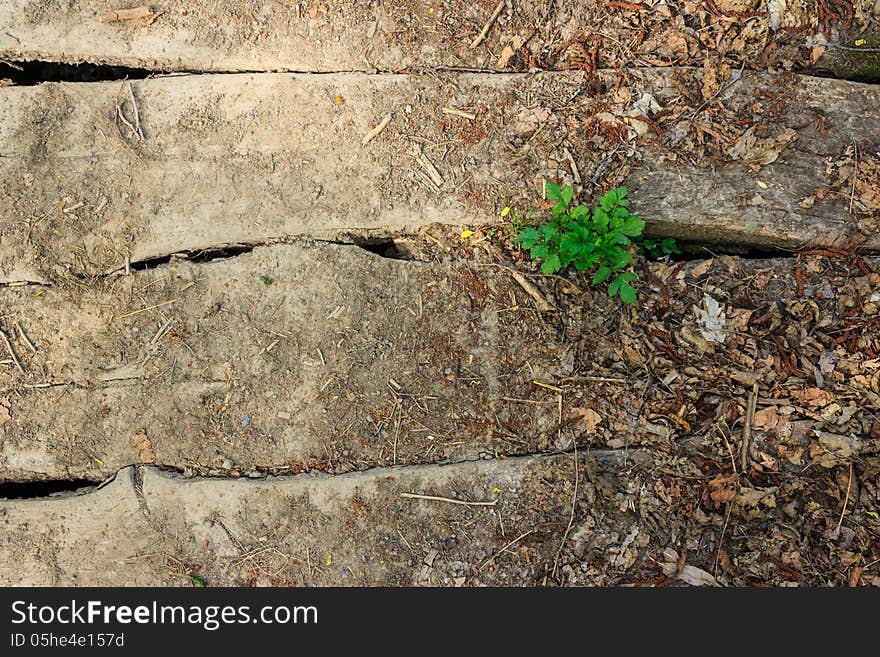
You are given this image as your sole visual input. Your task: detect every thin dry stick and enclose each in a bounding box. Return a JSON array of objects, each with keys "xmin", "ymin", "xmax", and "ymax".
[
  {"xmin": 442, "ymin": 107, "xmax": 477, "ymax": 120},
  {"xmin": 741, "ymin": 382, "xmax": 758, "ymax": 473},
  {"xmin": 479, "ymin": 530, "xmax": 535, "ymax": 571},
  {"xmin": 713, "ymin": 501, "xmax": 733, "ymax": 577},
  {"xmin": 128, "ymin": 81, "xmax": 145, "ymax": 140},
  {"xmin": 507, "ymin": 269, "xmax": 554, "ymax": 311},
  {"xmin": 116, "ymin": 102, "xmax": 138, "ymax": 139},
  {"xmin": 551, "ymin": 392, "xmax": 577, "ymax": 582},
  {"xmin": 837, "ymin": 462, "xmax": 854, "ymax": 533},
  {"xmin": 568, "ymin": 375, "xmax": 627, "ymax": 384},
  {"xmin": 16, "ymin": 321, "xmax": 37, "ymax": 353},
  {"xmin": 400, "ymin": 492, "xmax": 497, "ymax": 507},
  {"xmin": 115, "ymin": 298, "xmax": 181, "ymax": 320},
  {"xmin": 470, "ymin": 0, "xmax": 505, "ymax": 48},
  {"xmin": 0, "ymin": 328, "xmax": 24, "ymax": 373}
]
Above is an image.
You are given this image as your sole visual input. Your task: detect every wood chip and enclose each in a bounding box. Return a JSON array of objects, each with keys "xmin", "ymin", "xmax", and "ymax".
[
  {"xmin": 442, "ymin": 107, "xmax": 476, "ymax": 120},
  {"xmin": 361, "ymin": 112, "xmax": 393, "ymax": 146},
  {"xmin": 416, "ymin": 152, "xmax": 444, "ymax": 188},
  {"xmin": 99, "ymin": 7, "xmax": 153, "ymax": 23}
]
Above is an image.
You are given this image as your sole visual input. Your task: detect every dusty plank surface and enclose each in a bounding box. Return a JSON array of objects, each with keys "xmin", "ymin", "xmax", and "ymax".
[
  {"xmin": 2, "ymin": 241, "xmax": 879, "ymax": 485},
  {"xmin": 1, "ymin": 69, "xmax": 878, "ymax": 286},
  {"xmin": 0, "ymin": 0, "xmax": 873, "ymax": 77},
  {"xmin": 0, "ymin": 242, "xmax": 583, "ymax": 481},
  {"xmin": 0, "ymin": 452, "xmax": 645, "ymax": 586}
]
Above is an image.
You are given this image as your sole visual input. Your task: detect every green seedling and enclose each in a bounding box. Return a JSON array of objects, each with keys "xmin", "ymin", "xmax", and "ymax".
[
  {"xmin": 638, "ymin": 236, "xmax": 681, "ymax": 260},
  {"xmin": 516, "ymin": 183, "xmax": 646, "ymax": 303}
]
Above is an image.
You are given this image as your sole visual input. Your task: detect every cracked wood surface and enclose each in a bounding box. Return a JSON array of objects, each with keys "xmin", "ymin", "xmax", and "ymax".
[
  {"xmin": 0, "ymin": 0, "xmax": 873, "ymax": 76},
  {"xmin": 1, "ymin": 70, "xmax": 878, "ymax": 286},
  {"xmin": 0, "ymin": 242, "xmax": 584, "ymax": 481},
  {"xmin": 0, "ymin": 450, "xmax": 642, "ymax": 586}
]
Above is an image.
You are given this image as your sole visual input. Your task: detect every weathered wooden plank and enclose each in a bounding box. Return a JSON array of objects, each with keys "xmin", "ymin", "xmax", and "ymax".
[
  {"xmin": 3, "ymin": 240, "xmax": 878, "ymax": 483},
  {"xmin": 0, "ymin": 452, "xmax": 641, "ymax": 586},
  {"xmin": 1, "ymin": 69, "xmax": 877, "ymax": 285},
  {"xmin": 0, "ymin": 242, "xmax": 582, "ymax": 481},
  {"xmin": 0, "ymin": 0, "xmax": 874, "ymax": 77}
]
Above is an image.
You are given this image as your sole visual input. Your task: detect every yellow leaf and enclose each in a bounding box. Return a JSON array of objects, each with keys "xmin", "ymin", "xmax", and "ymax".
[
  {"xmin": 757, "ymin": 180, "xmax": 768, "ymax": 189},
  {"xmin": 325, "ymin": 554, "xmax": 333, "ymax": 566},
  {"xmin": 855, "ymin": 39, "xmax": 866, "ymax": 46},
  {"xmin": 335, "ymin": 96, "xmax": 344, "ymax": 105},
  {"xmin": 492, "ymin": 487, "xmax": 504, "ymax": 494},
  {"xmin": 460, "ymin": 230, "xmax": 474, "ymax": 239},
  {"xmin": 500, "ymin": 206, "xmax": 511, "ymax": 218},
  {"xmin": 34, "ymin": 290, "xmax": 46, "ymax": 297}
]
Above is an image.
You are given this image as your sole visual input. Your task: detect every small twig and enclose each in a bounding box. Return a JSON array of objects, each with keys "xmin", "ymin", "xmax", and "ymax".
[
  {"xmin": 741, "ymin": 382, "xmax": 758, "ymax": 473},
  {"xmin": 507, "ymin": 269, "xmax": 554, "ymax": 311},
  {"xmin": 0, "ymin": 328, "xmax": 24, "ymax": 373},
  {"xmin": 16, "ymin": 321, "xmax": 37, "ymax": 353},
  {"xmin": 128, "ymin": 81, "xmax": 145, "ymax": 140},
  {"xmin": 416, "ymin": 151, "xmax": 444, "ymax": 187},
  {"xmin": 713, "ymin": 501, "xmax": 733, "ymax": 577},
  {"xmin": 400, "ymin": 492, "xmax": 497, "ymax": 507},
  {"xmin": 116, "ymin": 102, "xmax": 138, "ymax": 139},
  {"xmin": 566, "ymin": 375, "xmax": 627, "ymax": 384},
  {"xmin": 562, "ymin": 147, "xmax": 581, "ymax": 184},
  {"xmin": 115, "ymin": 298, "xmax": 181, "ymax": 320},
  {"xmin": 551, "ymin": 394, "xmax": 577, "ymax": 583},
  {"xmin": 690, "ymin": 63, "xmax": 749, "ymax": 120},
  {"xmin": 362, "ymin": 112, "xmax": 393, "ymax": 146},
  {"xmin": 479, "ymin": 530, "xmax": 535, "ymax": 571},
  {"xmin": 836, "ymin": 462, "xmax": 854, "ymax": 533},
  {"xmin": 470, "ymin": 0, "xmax": 505, "ymax": 49},
  {"xmin": 442, "ymin": 107, "xmax": 477, "ymax": 120}
]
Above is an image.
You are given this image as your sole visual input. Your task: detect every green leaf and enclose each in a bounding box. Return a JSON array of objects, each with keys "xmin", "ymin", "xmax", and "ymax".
[
  {"xmin": 560, "ymin": 184, "xmax": 574, "ymax": 209},
  {"xmin": 618, "ymin": 281, "xmax": 637, "ymax": 303},
  {"xmin": 530, "ymin": 244, "xmax": 548, "ymax": 259},
  {"xmin": 569, "ymin": 205, "xmax": 590, "ymax": 220},
  {"xmin": 559, "ymin": 234, "xmax": 583, "ymax": 263},
  {"xmin": 617, "ymin": 271, "xmax": 637, "ymax": 283},
  {"xmin": 545, "ymin": 182, "xmax": 563, "ymax": 204},
  {"xmin": 592, "ymin": 266, "xmax": 612, "ymax": 285},
  {"xmin": 619, "ymin": 216, "xmax": 645, "ymax": 237},
  {"xmin": 608, "ymin": 248, "xmax": 631, "ymax": 269},
  {"xmin": 517, "ymin": 227, "xmax": 539, "ymax": 248},
  {"xmin": 190, "ymin": 575, "xmax": 207, "ymax": 587},
  {"xmin": 541, "ymin": 253, "xmax": 561, "ymax": 274},
  {"xmin": 259, "ymin": 275, "xmax": 273, "ymax": 285},
  {"xmin": 592, "ymin": 207, "xmax": 609, "ymax": 232},
  {"xmin": 608, "ymin": 276, "xmax": 622, "ymax": 297},
  {"xmin": 539, "ymin": 224, "xmax": 559, "ymax": 241},
  {"xmin": 661, "ymin": 237, "xmax": 681, "ymax": 254}
]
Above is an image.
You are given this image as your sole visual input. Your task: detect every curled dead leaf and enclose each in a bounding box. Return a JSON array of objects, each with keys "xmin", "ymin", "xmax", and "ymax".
[
  {"xmin": 575, "ymin": 407, "xmax": 603, "ymax": 433},
  {"xmin": 708, "ymin": 473, "xmax": 739, "ymax": 508},
  {"xmin": 130, "ymin": 429, "xmax": 156, "ymax": 464}
]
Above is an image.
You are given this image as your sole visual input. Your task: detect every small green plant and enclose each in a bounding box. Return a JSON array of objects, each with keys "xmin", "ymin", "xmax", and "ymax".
[
  {"xmin": 515, "ymin": 183, "xmax": 646, "ymax": 303},
  {"xmin": 638, "ymin": 236, "xmax": 681, "ymax": 260}
]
